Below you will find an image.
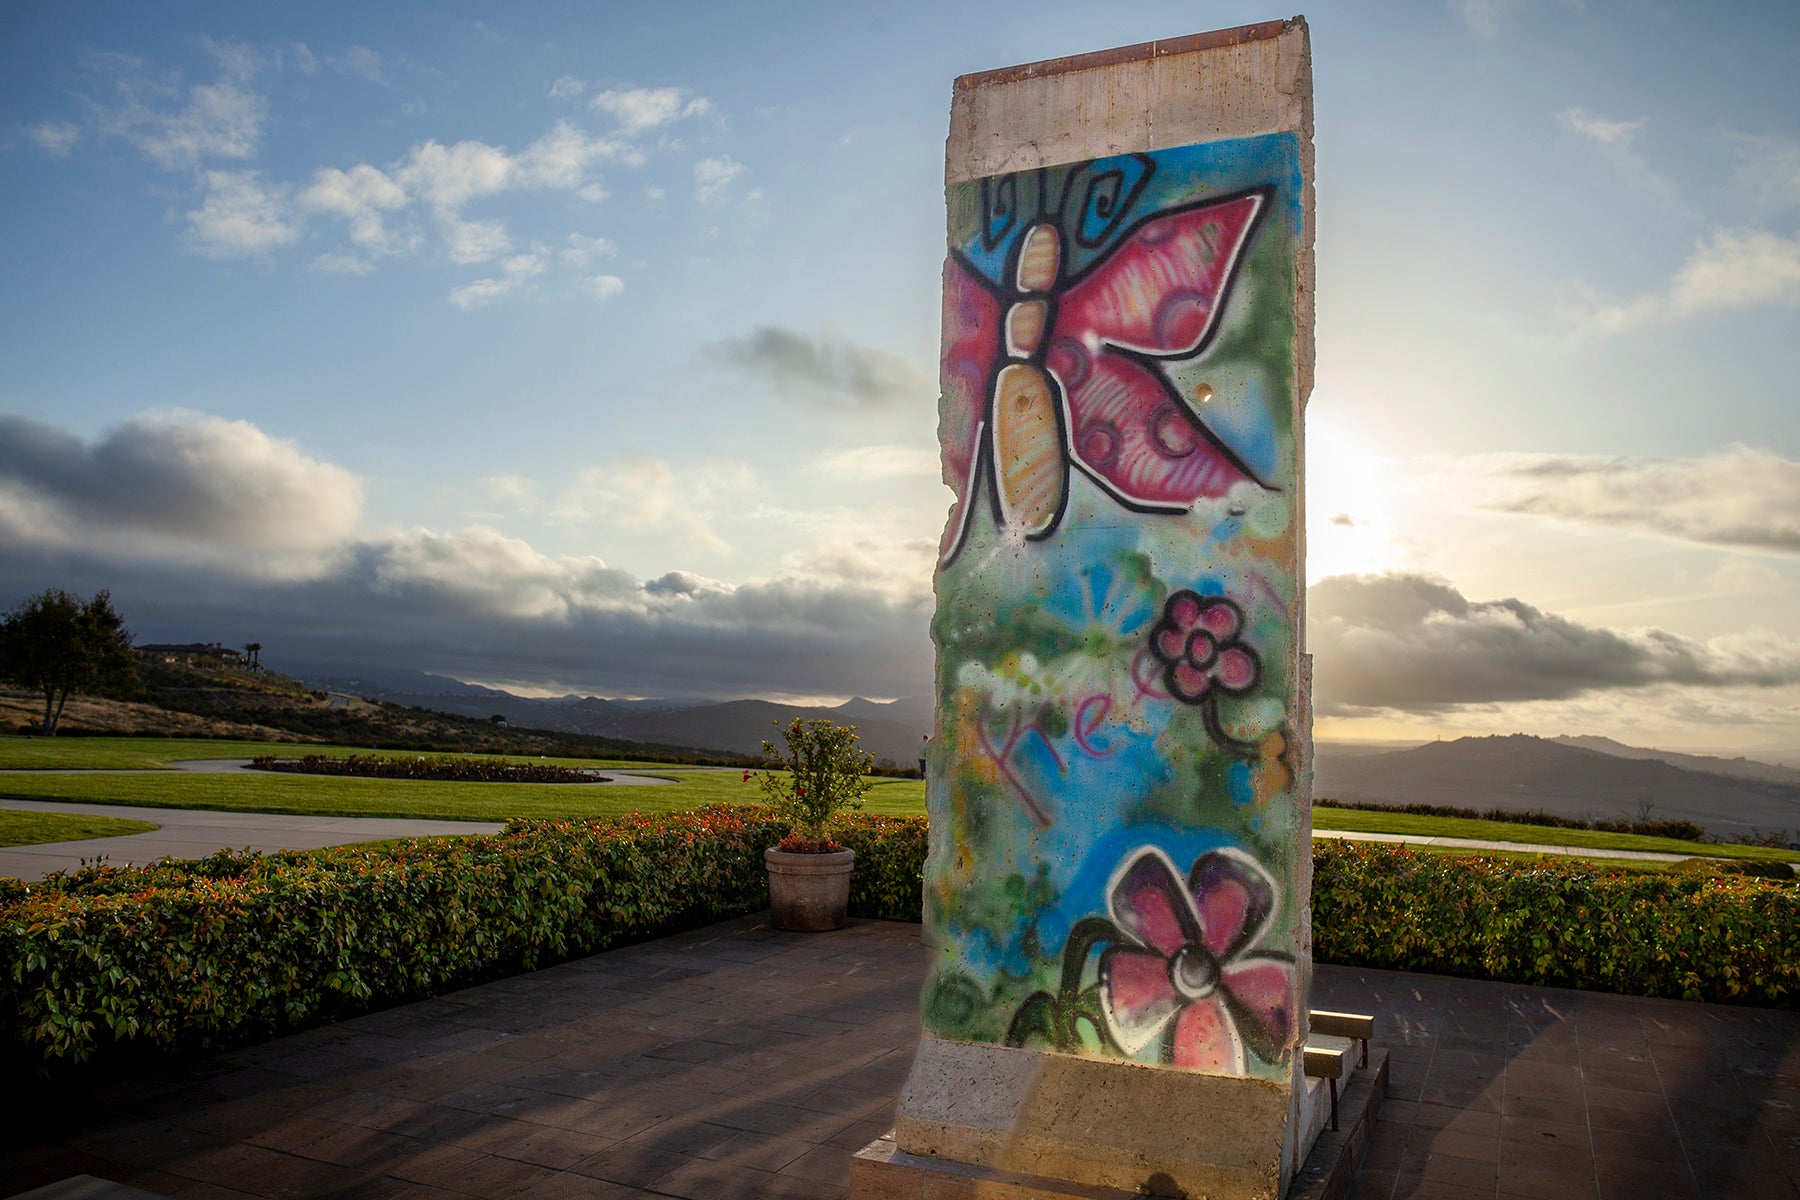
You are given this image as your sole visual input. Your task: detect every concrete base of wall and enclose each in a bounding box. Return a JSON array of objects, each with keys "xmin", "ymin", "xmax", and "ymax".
[
  {"xmin": 880, "ymin": 1036, "xmax": 1332, "ymax": 1198},
  {"xmin": 854, "ymin": 1044, "xmax": 1388, "ymax": 1200}
]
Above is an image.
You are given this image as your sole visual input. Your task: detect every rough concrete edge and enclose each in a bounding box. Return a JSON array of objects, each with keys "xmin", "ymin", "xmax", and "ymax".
[
  {"xmin": 947, "ymin": 18, "xmax": 1311, "ymax": 181},
  {"xmin": 954, "ymin": 19, "xmax": 1293, "ymax": 91},
  {"xmin": 1285, "ymin": 1048, "xmax": 1391, "ymax": 1200}
]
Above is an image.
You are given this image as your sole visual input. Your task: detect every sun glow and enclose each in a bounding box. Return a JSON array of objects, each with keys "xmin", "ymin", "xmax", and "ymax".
[{"xmin": 1304, "ymin": 408, "xmax": 1397, "ymax": 582}]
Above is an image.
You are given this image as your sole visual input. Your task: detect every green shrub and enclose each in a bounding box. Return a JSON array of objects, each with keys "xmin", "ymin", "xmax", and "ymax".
[
  {"xmin": 838, "ymin": 816, "xmax": 927, "ymax": 921},
  {"xmin": 757, "ymin": 718, "xmax": 874, "ymax": 844},
  {"xmin": 11, "ymin": 821, "xmax": 1795, "ymax": 1081},
  {"xmin": 1313, "ymin": 840, "xmax": 1800, "ymax": 1005},
  {"xmin": 0, "ymin": 806, "xmax": 921, "ymax": 1075}
]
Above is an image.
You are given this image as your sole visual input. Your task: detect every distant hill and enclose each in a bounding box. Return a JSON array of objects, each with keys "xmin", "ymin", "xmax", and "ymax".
[
  {"xmin": 5, "ymin": 654, "xmax": 749, "ymax": 765},
  {"xmin": 1315, "ymin": 734, "xmax": 1800, "ymax": 839},
  {"xmin": 1551, "ymin": 735, "xmax": 1800, "ymax": 786},
  {"xmin": 301, "ymin": 674, "xmax": 932, "ymax": 766}
]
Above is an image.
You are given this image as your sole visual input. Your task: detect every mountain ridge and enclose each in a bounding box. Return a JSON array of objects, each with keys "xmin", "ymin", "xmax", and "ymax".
[
  {"xmin": 1316, "ymin": 733, "xmax": 1800, "ymax": 838},
  {"xmin": 299, "ymin": 674, "xmax": 932, "ymax": 765}
]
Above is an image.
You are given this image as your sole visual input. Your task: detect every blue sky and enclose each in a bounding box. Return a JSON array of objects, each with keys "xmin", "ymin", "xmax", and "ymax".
[{"xmin": 3, "ymin": 1, "xmax": 1797, "ymax": 759}]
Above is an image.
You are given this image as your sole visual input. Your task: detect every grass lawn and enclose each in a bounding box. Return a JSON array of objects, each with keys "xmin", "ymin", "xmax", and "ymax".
[
  {"xmin": 3, "ymin": 736, "xmax": 1785, "ymax": 866},
  {"xmin": 0, "ymin": 735, "xmax": 729, "ymax": 773},
  {"xmin": 0, "ymin": 809, "xmax": 160, "ymax": 847},
  {"xmin": 1311, "ymin": 805, "xmax": 1800, "ymax": 865},
  {"xmin": 0, "ymin": 760, "xmax": 929, "ymax": 823}
]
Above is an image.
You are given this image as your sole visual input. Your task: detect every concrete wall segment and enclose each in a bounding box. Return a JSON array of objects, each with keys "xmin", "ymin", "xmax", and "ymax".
[{"xmin": 899, "ymin": 18, "xmax": 1318, "ymax": 1199}]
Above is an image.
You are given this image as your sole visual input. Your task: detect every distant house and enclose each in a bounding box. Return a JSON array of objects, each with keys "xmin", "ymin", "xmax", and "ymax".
[{"xmin": 136, "ymin": 642, "xmax": 245, "ymax": 667}]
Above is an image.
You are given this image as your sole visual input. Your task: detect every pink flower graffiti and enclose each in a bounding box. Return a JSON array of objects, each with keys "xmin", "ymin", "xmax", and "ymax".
[
  {"xmin": 1097, "ymin": 846, "xmax": 1295, "ymax": 1072},
  {"xmin": 1148, "ymin": 591, "xmax": 1259, "ymax": 704}
]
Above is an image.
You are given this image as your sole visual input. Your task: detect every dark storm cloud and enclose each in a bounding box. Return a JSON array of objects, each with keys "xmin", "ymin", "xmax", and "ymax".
[
  {"xmin": 0, "ymin": 524, "xmax": 934, "ymax": 701},
  {"xmin": 1310, "ymin": 573, "xmax": 1800, "ymax": 714},
  {"xmin": 702, "ymin": 326, "xmax": 931, "ymax": 410},
  {"xmin": 0, "ymin": 410, "xmax": 361, "ymax": 575}
]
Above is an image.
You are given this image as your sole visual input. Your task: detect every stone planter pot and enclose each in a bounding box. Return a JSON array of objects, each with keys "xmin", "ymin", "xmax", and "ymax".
[{"xmin": 765, "ymin": 847, "xmax": 855, "ymax": 931}]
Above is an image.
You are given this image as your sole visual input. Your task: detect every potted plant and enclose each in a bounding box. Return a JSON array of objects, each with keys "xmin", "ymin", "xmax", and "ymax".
[{"xmin": 757, "ymin": 717, "xmax": 873, "ymax": 931}]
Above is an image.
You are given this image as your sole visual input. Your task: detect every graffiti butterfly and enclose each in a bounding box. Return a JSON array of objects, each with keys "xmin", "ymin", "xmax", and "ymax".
[{"xmin": 939, "ymin": 162, "xmax": 1273, "ymax": 566}]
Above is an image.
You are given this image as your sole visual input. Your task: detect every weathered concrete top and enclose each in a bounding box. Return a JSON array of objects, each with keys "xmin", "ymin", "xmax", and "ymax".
[{"xmin": 948, "ymin": 17, "xmax": 1311, "ymax": 182}]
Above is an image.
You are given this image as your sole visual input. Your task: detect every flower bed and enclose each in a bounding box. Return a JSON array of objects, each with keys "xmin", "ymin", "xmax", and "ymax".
[{"xmin": 248, "ymin": 753, "xmax": 611, "ymax": 784}]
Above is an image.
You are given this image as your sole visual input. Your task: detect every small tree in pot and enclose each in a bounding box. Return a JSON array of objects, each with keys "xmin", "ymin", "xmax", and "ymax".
[{"xmin": 758, "ymin": 718, "xmax": 873, "ymax": 930}]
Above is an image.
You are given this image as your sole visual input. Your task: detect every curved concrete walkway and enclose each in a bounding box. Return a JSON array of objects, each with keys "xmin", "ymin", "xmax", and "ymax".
[
  {"xmin": 0, "ymin": 797, "xmax": 506, "ymax": 880},
  {"xmin": 1312, "ymin": 828, "xmax": 1706, "ymax": 864},
  {"xmin": 0, "ymin": 761, "xmax": 689, "ymax": 879},
  {"xmin": 2, "ymin": 798, "xmax": 1729, "ymax": 884}
]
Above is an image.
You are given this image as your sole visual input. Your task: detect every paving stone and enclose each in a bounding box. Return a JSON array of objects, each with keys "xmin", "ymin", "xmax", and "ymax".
[{"xmin": 8, "ymin": 914, "xmax": 1800, "ymax": 1200}]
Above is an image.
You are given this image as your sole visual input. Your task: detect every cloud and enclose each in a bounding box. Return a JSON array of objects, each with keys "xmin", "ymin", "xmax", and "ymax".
[
  {"xmin": 482, "ymin": 473, "xmax": 539, "ymax": 510},
  {"xmin": 589, "ymin": 86, "xmax": 712, "ymax": 135},
  {"xmin": 548, "ymin": 75, "xmax": 584, "ymax": 101},
  {"xmin": 583, "ymin": 274, "xmax": 625, "ymax": 299},
  {"xmin": 643, "ymin": 570, "xmax": 729, "ymax": 598},
  {"xmin": 276, "ymin": 121, "xmax": 634, "ymax": 271},
  {"xmin": 1448, "ymin": 0, "xmax": 1523, "ymax": 37},
  {"xmin": 0, "ymin": 419, "xmax": 931, "ymax": 700},
  {"xmin": 1310, "ymin": 573, "xmax": 1800, "ymax": 714},
  {"xmin": 693, "ymin": 154, "xmax": 744, "ymax": 202},
  {"xmin": 1558, "ymin": 107, "xmax": 1673, "ymax": 205},
  {"xmin": 185, "ymin": 170, "xmax": 298, "ymax": 257},
  {"xmin": 63, "ymin": 43, "xmax": 269, "ymax": 170},
  {"xmin": 327, "ymin": 46, "xmax": 388, "ymax": 87},
  {"xmin": 441, "ymin": 217, "xmax": 513, "ymax": 265},
  {"xmin": 29, "ymin": 122, "xmax": 80, "ymax": 156},
  {"xmin": 563, "ymin": 233, "xmax": 616, "ymax": 265},
  {"xmin": 704, "ymin": 326, "xmax": 932, "ymax": 409},
  {"xmin": 817, "ymin": 446, "xmax": 940, "ymax": 479},
  {"xmin": 1732, "ymin": 132, "xmax": 1800, "ymax": 212},
  {"xmin": 311, "ymin": 253, "xmax": 375, "ymax": 275},
  {"xmin": 515, "ymin": 120, "xmax": 640, "ymax": 188},
  {"xmin": 1, "ymin": 522, "xmax": 935, "ymax": 702},
  {"xmin": 0, "ymin": 410, "xmax": 361, "ymax": 580},
  {"xmin": 1483, "ymin": 445, "xmax": 1800, "ymax": 554},
  {"xmin": 1564, "ymin": 228, "xmax": 1800, "ymax": 335},
  {"xmin": 396, "ymin": 138, "xmax": 514, "ymax": 212},
  {"xmin": 124, "ymin": 75, "xmax": 266, "ymax": 170},
  {"xmin": 298, "ymin": 163, "xmax": 408, "ymax": 252},
  {"xmin": 553, "ymin": 454, "xmax": 755, "ymax": 556},
  {"xmin": 448, "ymin": 252, "xmax": 545, "ymax": 309}
]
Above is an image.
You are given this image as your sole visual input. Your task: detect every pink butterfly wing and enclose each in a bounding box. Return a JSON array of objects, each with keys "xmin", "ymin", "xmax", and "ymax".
[
  {"xmin": 1046, "ymin": 193, "xmax": 1267, "ymax": 509},
  {"xmin": 939, "ymin": 253, "xmax": 1002, "ymax": 564}
]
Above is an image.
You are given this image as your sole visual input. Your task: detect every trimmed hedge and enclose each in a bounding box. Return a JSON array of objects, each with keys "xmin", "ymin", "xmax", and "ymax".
[
  {"xmin": 249, "ymin": 753, "xmax": 611, "ymax": 783},
  {"xmin": 0, "ymin": 806, "xmax": 924, "ymax": 1075},
  {"xmin": 1313, "ymin": 840, "xmax": 1800, "ymax": 1005},
  {"xmin": 6, "ymin": 816, "xmax": 1795, "ymax": 1078}
]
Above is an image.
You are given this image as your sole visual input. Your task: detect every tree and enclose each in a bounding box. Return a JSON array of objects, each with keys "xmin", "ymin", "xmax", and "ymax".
[
  {"xmin": 0, "ymin": 589, "xmax": 137, "ymax": 736},
  {"xmin": 243, "ymin": 642, "xmax": 262, "ymax": 669}
]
